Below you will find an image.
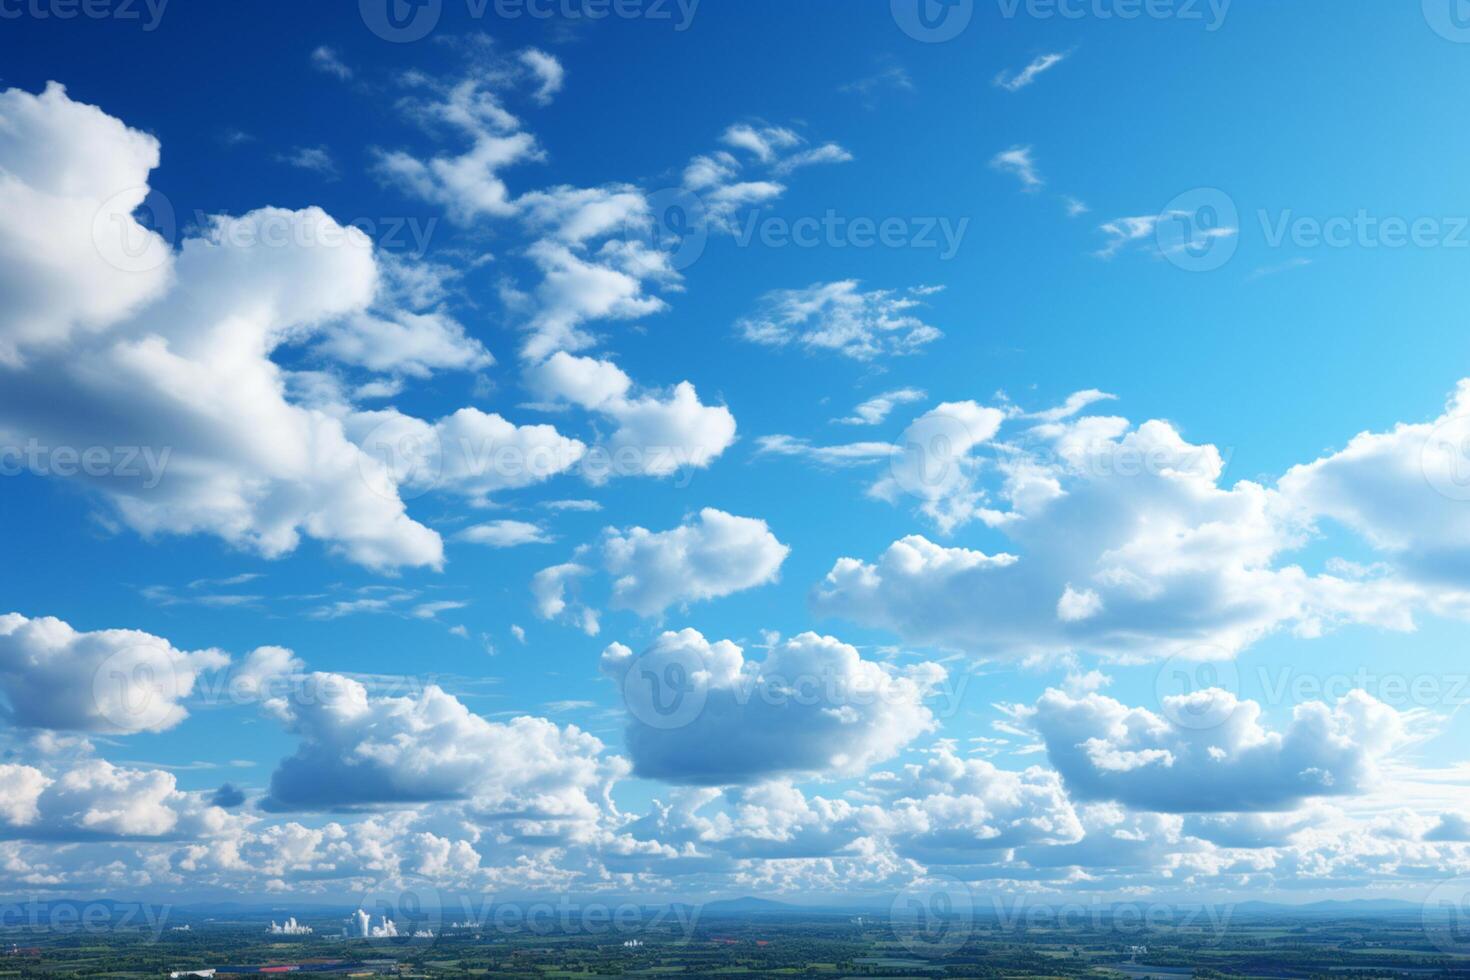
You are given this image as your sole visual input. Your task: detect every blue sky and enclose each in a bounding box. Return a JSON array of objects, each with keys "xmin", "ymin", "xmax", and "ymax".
[{"xmin": 3, "ymin": 0, "xmax": 1470, "ymax": 906}]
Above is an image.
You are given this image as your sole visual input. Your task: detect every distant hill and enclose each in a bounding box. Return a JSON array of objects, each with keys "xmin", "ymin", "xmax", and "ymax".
[
  {"xmin": 699, "ymin": 897, "xmax": 802, "ymax": 914},
  {"xmin": 1231, "ymin": 899, "xmax": 1424, "ymax": 916}
]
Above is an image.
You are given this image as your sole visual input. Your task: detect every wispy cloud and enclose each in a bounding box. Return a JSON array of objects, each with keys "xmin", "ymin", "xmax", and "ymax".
[
  {"xmin": 991, "ymin": 145, "xmax": 1043, "ymax": 191},
  {"xmin": 1248, "ymin": 257, "xmax": 1313, "ymax": 281},
  {"xmin": 995, "ymin": 51, "xmax": 1069, "ymax": 92},
  {"xmin": 310, "ymin": 45, "xmax": 353, "ymax": 81},
  {"xmin": 836, "ymin": 389, "xmax": 928, "ymax": 426},
  {"xmin": 276, "ymin": 145, "xmax": 339, "ymax": 179}
]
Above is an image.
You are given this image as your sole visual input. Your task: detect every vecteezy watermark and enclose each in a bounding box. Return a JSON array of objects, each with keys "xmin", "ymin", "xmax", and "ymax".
[
  {"xmin": 1424, "ymin": 0, "xmax": 1470, "ymax": 42},
  {"xmin": 91, "ymin": 190, "xmax": 444, "ymax": 275},
  {"xmin": 988, "ymin": 897, "xmax": 1234, "ymax": 941},
  {"xmin": 1259, "ymin": 209, "xmax": 1470, "ymax": 251},
  {"xmin": 359, "ymin": 0, "xmax": 699, "ymax": 43},
  {"xmin": 0, "ymin": 898, "xmax": 173, "ymax": 939},
  {"xmin": 1421, "ymin": 414, "xmax": 1470, "ymax": 502},
  {"xmin": 1156, "ymin": 189, "xmax": 1470, "ymax": 274},
  {"xmin": 1154, "ymin": 646, "xmax": 1241, "ymax": 730},
  {"xmin": 436, "ymin": 896, "xmax": 701, "ymax": 941},
  {"xmin": 890, "ymin": 877, "xmax": 975, "ymax": 958},
  {"xmin": 1156, "ymin": 188, "xmax": 1240, "ymax": 272},
  {"xmin": 730, "ymin": 209, "xmax": 970, "ymax": 262},
  {"xmin": 892, "ymin": 0, "xmax": 974, "ymax": 42},
  {"xmin": 996, "ymin": 0, "xmax": 1230, "ymax": 30},
  {"xmin": 92, "ymin": 186, "xmax": 176, "ymax": 275},
  {"xmin": 0, "ymin": 440, "xmax": 171, "ymax": 489},
  {"xmin": 1153, "ymin": 651, "xmax": 1470, "ymax": 733},
  {"xmin": 1424, "ymin": 875, "xmax": 1470, "ymax": 953},
  {"xmin": 639, "ymin": 187, "xmax": 971, "ymax": 269},
  {"xmin": 194, "ymin": 210, "xmax": 441, "ymax": 258},
  {"xmin": 641, "ymin": 188, "xmax": 709, "ymax": 273},
  {"xmin": 620, "ymin": 640, "xmax": 708, "ymax": 731},
  {"xmin": 0, "ymin": 0, "xmax": 168, "ymax": 30}
]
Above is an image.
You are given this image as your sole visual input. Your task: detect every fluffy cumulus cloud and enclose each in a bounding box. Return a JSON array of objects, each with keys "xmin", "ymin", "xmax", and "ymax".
[
  {"xmin": 525, "ymin": 352, "xmax": 737, "ymax": 480},
  {"xmin": 260, "ymin": 673, "xmax": 625, "ymax": 846},
  {"xmin": 0, "ymin": 84, "xmax": 464, "ymax": 571},
  {"xmin": 346, "ymin": 407, "xmax": 587, "ymax": 506},
  {"xmin": 599, "ymin": 629, "xmax": 945, "ymax": 785},
  {"xmin": 0, "ymin": 83, "xmax": 172, "ymax": 366},
  {"xmin": 814, "ymin": 404, "xmax": 1414, "ymax": 660},
  {"xmin": 532, "ymin": 509, "xmax": 787, "ymax": 628},
  {"xmin": 1024, "ymin": 687, "xmax": 1412, "ymax": 813},
  {"xmin": 1279, "ymin": 379, "xmax": 1470, "ymax": 595},
  {"xmin": 865, "ymin": 745, "xmax": 1084, "ymax": 867},
  {"xmin": 0, "ymin": 758, "xmax": 235, "ymax": 842},
  {"xmin": 0, "ymin": 613, "xmax": 228, "ymax": 734},
  {"xmin": 602, "ymin": 509, "xmax": 790, "ymax": 616},
  {"xmin": 737, "ymin": 281, "xmax": 943, "ymax": 360}
]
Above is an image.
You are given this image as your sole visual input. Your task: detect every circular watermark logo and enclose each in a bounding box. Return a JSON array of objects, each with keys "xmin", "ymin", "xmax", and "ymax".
[
  {"xmin": 92, "ymin": 645, "xmax": 184, "ymax": 732},
  {"xmin": 1423, "ymin": 875, "xmax": 1470, "ymax": 953},
  {"xmin": 892, "ymin": 0, "xmax": 974, "ymax": 42},
  {"xmin": 620, "ymin": 641, "xmax": 708, "ymax": 731},
  {"xmin": 1154, "ymin": 645, "xmax": 1241, "ymax": 730},
  {"xmin": 1157, "ymin": 187, "xmax": 1239, "ymax": 272},
  {"xmin": 360, "ymin": 0, "xmax": 443, "ymax": 42},
  {"xmin": 890, "ymin": 876, "xmax": 974, "ymax": 958},
  {"xmin": 357, "ymin": 416, "xmax": 444, "ymax": 501},
  {"xmin": 641, "ymin": 187, "xmax": 708, "ymax": 272},
  {"xmin": 91, "ymin": 186, "xmax": 174, "ymax": 275},
  {"xmin": 1424, "ymin": 0, "xmax": 1470, "ymax": 42},
  {"xmin": 1421, "ymin": 415, "xmax": 1470, "ymax": 502},
  {"xmin": 889, "ymin": 410, "xmax": 975, "ymax": 500},
  {"xmin": 351, "ymin": 878, "xmax": 445, "ymax": 948}
]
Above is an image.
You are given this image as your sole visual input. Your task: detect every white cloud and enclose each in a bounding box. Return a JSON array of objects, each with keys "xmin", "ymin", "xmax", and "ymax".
[
  {"xmin": 261, "ymin": 674, "xmax": 625, "ymax": 845},
  {"xmin": 1095, "ymin": 215, "xmax": 1160, "ymax": 258},
  {"xmin": 815, "ymin": 409, "xmax": 1412, "ymax": 660},
  {"xmin": 531, "ymin": 563, "xmax": 599, "ymax": 635},
  {"xmin": 0, "ymin": 83, "xmax": 171, "ymax": 366},
  {"xmin": 1025, "ymin": 687, "xmax": 1413, "ymax": 812},
  {"xmin": 601, "ymin": 508, "xmax": 790, "ymax": 617},
  {"xmin": 994, "ymin": 52, "xmax": 1068, "ymax": 92},
  {"xmin": 317, "ymin": 308, "xmax": 492, "ymax": 379},
  {"xmin": 518, "ymin": 49, "xmax": 565, "ymax": 105},
  {"xmin": 0, "ymin": 760, "xmax": 185, "ymax": 840},
  {"xmin": 0, "ymin": 613, "xmax": 229, "ymax": 734},
  {"xmin": 600, "ymin": 629, "xmax": 944, "ymax": 784},
  {"xmin": 770, "ymin": 143, "xmax": 854, "ymax": 176},
  {"xmin": 1279, "ymin": 379, "xmax": 1470, "ymax": 595},
  {"xmin": 534, "ymin": 509, "xmax": 787, "ymax": 626},
  {"xmin": 868, "ymin": 400, "xmax": 1007, "ymax": 530},
  {"xmin": 837, "ymin": 388, "xmax": 928, "ymax": 426},
  {"xmin": 720, "ymin": 124, "xmax": 801, "ymax": 163},
  {"xmin": 737, "ymin": 281, "xmax": 943, "ymax": 360},
  {"xmin": 346, "ymin": 407, "xmax": 587, "ymax": 505},
  {"xmin": 1028, "ymin": 389, "xmax": 1116, "ymax": 422},
  {"xmin": 277, "ymin": 145, "xmax": 338, "ymax": 178},
  {"xmin": 310, "ymin": 46, "xmax": 352, "ymax": 80},
  {"xmin": 755, "ymin": 435, "xmax": 898, "ymax": 467},
  {"xmin": 0, "ymin": 85, "xmax": 450, "ymax": 571},
  {"xmin": 866, "ymin": 745, "xmax": 1084, "ymax": 864},
  {"xmin": 375, "ymin": 79, "xmax": 540, "ymax": 224},
  {"xmin": 457, "ymin": 520, "xmax": 553, "ymax": 548},
  {"xmin": 991, "ymin": 146, "xmax": 1043, "ymax": 190},
  {"xmin": 525, "ymin": 352, "xmax": 737, "ymax": 480}
]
